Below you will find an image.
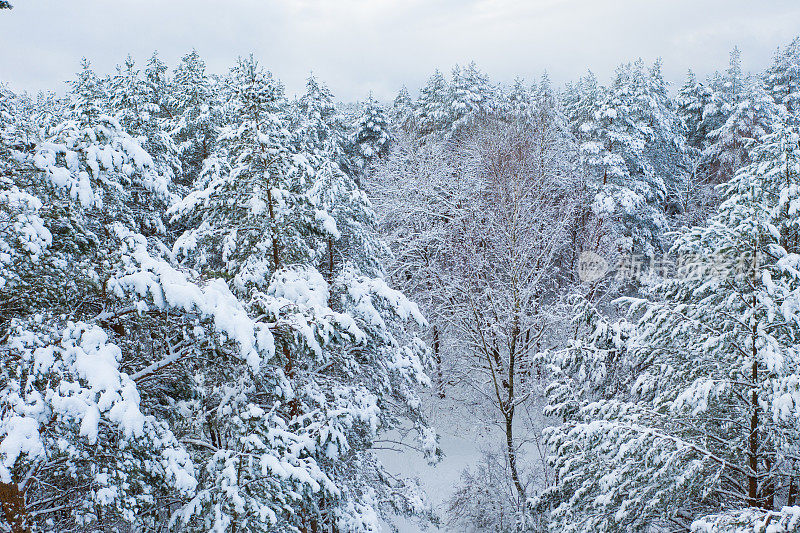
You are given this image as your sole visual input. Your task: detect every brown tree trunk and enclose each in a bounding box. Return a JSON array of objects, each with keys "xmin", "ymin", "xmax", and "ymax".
[
  {"xmin": 0, "ymin": 482, "xmax": 29, "ymax": 533},
  {"xmin": 266, "ymin": 185, "xmax": 298, "ymax": 416},
  {"xmin": 764, "ymin": 457, "xmax": 775, "ymax": 510},
  {"xmin": 267, "ymin": 187, "xmax": 280, "ymax": 272},
  {"xmin": 748, "ymin": 292, "xmax": 759, "ymax": 507}
]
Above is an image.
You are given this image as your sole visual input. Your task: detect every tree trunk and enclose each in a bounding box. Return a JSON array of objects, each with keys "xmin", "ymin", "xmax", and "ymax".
[
  {"xmin": 266, "ymin": 185, "xmax": 298, "ymax": 416},
  {"xmin": 764, "ymin": 457, "xmax": 775, "ymax": 510},
  {"xmin": 748, "ymin": 292, "xmax": 759, "ymax": 507},
  {"xmin": 327, "ymin": 237, "xmax": 335, "ymax": 282},
  {"xmin": 0, "ymin": 482, "xmax": 29, "ymax": 533},
  {"xmin": 267, "ymin": 187, "xmax": 280, "ymax": 272},
  {"xmin": 433, "ymin": 325, "xmax": 444, "ymax": 399},
  {"xmin": 506, "ymin": 309, "xmax": 525, "ymax": 508},
  {"xmin": 505, "ymin": 411, "xmax": 525, "ymax": 507}
]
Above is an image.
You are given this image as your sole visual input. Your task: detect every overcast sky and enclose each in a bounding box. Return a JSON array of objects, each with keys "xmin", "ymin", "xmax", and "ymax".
[{"xmin": 2, "ymin": 0, "xmax": 800, "ymax": 102}]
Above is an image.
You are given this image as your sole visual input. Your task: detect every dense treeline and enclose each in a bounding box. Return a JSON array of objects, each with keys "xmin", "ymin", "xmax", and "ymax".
[
  {"xmin": 368, "ymin": 39, "xmax": 800, "ymax": 533},
  {"xmin": 1, "ymin": 51, "xmax": 435, "ymax": 532},
  {"xmin": 1, "ymin": 33, "xmax": 800, "ymax": 533}
]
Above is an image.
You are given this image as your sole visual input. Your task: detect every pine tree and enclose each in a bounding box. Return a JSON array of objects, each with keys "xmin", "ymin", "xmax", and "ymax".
[
  {"xmin": 448, "ymin": 62, "xmax": 497, "ymax": 137},
  {"xmin": 169, "ymin": 56, "xmax": 437, "ymax": 531},
  {"xmin": 724, "ymin": 46, "xmax": 745, "ymax": 105},
  {"xmin": 415, "ymin": 69, "xmax": 450, "ymax": 138},
  {"xmin": 561, "ymin": 70, "xmax": 600, "ymax": 141},
  {"xmin": 504, "ymin": 77, "xmax": 535, "ymax": 125},
  {"xmin": 350, "ymin": 94, "xmax": 391, "ymax": 173},
  {"xmin": 704, "ymin": 80, "xmax": 781, "ymax": 183},
  {"xmin": 108, "ymin": 54, "xmax": 181, "ymax": 187},
  {"xmin": 171, "ymin": 55, "xmax": 315, "ymax": 291},
  {"xmin": 295, "ymin": 73, "xmax": 352, "ymax": 175},
  {"xmin": 765, "ymin": 37, "xmax": 800, "ymax": 119},
  {"xmin": 539, "ymin": 125, "xmax": 800, "ymax": 531},
  {"xmin": 144, "ymin": 51, "xmax": 170, "ymax": 116},
  {"xmin": 0, "ymin": 63, "xmax": 204, "ymax": 531},
  {"xmin": 579, "ymin": 59, "xmax": 689, "ymax": 255},
  {"xmin": 389, "ymin": 85, "xmax": 415, "ymax": 133},
  {"xmin": 677, "ymin": 69, "xmax": 727, "ymax": 152},
  {"xmin": 170, "ymin": 49, "xmax": 218, "ymax": 186},
  {"xmin": 70, "ymin": 58, "xmax": 107, "ymax": 124}
]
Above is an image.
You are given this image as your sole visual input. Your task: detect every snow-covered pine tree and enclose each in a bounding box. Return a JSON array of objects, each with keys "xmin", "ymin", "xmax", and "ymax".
[
  {"xmin": 70, "ymin": 58, "xmax": 107, "ymax": 124},
  {"xmin": 295, "ymin": 73, "xmax": 353, "ymax": 176},
  {"xmin": 448, "ymin": 62, "xmax": 497, "ymax": 138},
  {"xmin": 764, "ymin": 37, "xmax": 800, "ymax": 120},
  {"xmin": 47, "ymin": 59, "xmax": 171, "ymax": 237},
  {"xmin": 721, "ymin": 46, "xmax": 746, "ymax": 105},
  {"xmin": 677, "ymin": 69, "xmax": 728, "ymax": 153},
  {"xmin": 109, "ymin": 55, "xmax": 146, "ymax": 134},
  {"xmin": 170, "ymin": 49, "xmax": 218, "ymax": 186},
  {"xmin": 704, "ymin": 80, "xmax": 782, "ymax": 184},
  {"xmin": 350, "ymin": 94, "xmax": 391, "ymax": 174},
  {"xmin": 415, "ymin": 69, "xmax": 450, "ymax": 138},
  {"xmin": 108, "ymin": 54, "xmax": 181, "ymax": 189},
  {"xmin": 561, "ymin": 70, "xmax": 600, "ymax": 142},
  {"xmin": 0, "ymin": 84, "xmax": 54, "ymax": 324},
  {"xmin": 294, "ymin": 75, "xmax": 384, "ymax": 280},
  {"xmin": 539, "ymin": 125, "xmax": 800, "ymax": 531},
  {"xmin": 170, "ymin": 56, "xmax": 437, "ymax": 531},
  {"xmin": 144, "ymin": 51, "xmax": 171, "ymax": 119},
  {"xmin": 674, "ymin": 70, "xmax": 729, "ymax": 225},
  {"xmin": 171, "ymin": 55, "xmax": 318, "ymax": 291},
  {"xmin": 389, "ymin": 85, "xmax": 415, "ymax": 134},
  {"xmin": 579, "ymin": 59, "xmax": 689, "ymax": 256},
  {"xmin": 0, "ymin": 61, "xmax": 207, "ymax": 531},
  {"xmin": 503, "ymin": 77, "xmax": 535, "ymax": 126}
]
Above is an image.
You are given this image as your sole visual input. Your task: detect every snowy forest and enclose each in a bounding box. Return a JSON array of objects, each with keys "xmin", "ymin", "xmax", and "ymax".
[{"xmin": 4, "ymin": 6, "xmax": 800, "ymax": 532}]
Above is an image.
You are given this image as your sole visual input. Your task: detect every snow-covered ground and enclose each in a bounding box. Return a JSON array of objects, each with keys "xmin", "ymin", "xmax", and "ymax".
[
  {"xmin": 379, "ymin": 421, "xmax": 480, "ymax": 530},
  {"xmin": 377, "ymin": 389, "xmax": 546, "ymax": 532},
  {"xmin": 377, "ymin": 397, "xmax": 485, "ymax": 532}
]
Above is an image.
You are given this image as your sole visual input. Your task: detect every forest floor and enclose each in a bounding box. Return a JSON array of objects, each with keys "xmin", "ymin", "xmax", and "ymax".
[{"xmin": 377, "ymin": 389, "xmax": 548, "ymax": 532}]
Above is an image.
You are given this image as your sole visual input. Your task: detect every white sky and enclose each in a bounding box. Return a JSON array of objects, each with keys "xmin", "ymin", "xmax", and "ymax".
[{"xmin": 2, "ymin": 0, "xmax": 800, "ymax": 102}]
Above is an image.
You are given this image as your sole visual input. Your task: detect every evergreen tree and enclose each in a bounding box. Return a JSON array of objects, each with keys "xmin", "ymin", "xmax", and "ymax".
[
  {"xmin": 144, "ymin": 51, "xmax": 170, "ymax": 116},
  {"xmin": 169, "ymin": 56, "xmax": 437, "ymax": 531},
  {"xmin": 539, "ymin": 125, "xmax": 800, "ymax": 531},
  {"xmin": 108, "ymin": 54, "xmax": 181, "ymax": 186},
  {"xmin": 704, "ymin": 80, "xmax": 781, "ymax": 183},
  {"xmin": 295, "ymin": 73, "xmax": 352, "ymax": 175},
  {"xmin": 504, "ymin": 77, "xmax": 535, "ymax": 125},
  {"xmin": 448, "ymin": 62, "xmax": 497, "ymax": 137},
  {"xmin": 171, "ymin": 55, "xmax": 315, "ymax": 290},
  {"xmin": 109, "ymin": 55, "xmax": 146, "ymax": 133},
  {"xmin": 350, "ymin": 94, "xmax": 391, "ymax": 173},
  {"xmin": 70, "ymin": 59, "xmax": 107, "ymax": 124},
  {"xmin": 389, "ymin": 85, "xmax": 415, "ymax": 134},
  {"xmin": 561, "ymin": 70, "xmax": 600, "ymax": 141},
  {"xmin": 677, "ymin": 69, "xmax": 727, "ymax": 152},
  {"xmin": 765, "ymin": 37, "xmax": 800, "ymax": 119},
  {"xmin": 415, "ymin": 69, "xmax": 450, "ymax": 138},
  {"xmin": 579, "ymin": 59, "xmax": 688, "ymax": 255},
  {"xmin": 724, "ymin": 45, "xmax": 745, "ymax": 105},
  {"xmin": 0, "ymin": 62, "xmax": 202, "ymax": 532},
  {"xmin": 170, "ymin": 49, "xmax": 218, "ymax": 186}
]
